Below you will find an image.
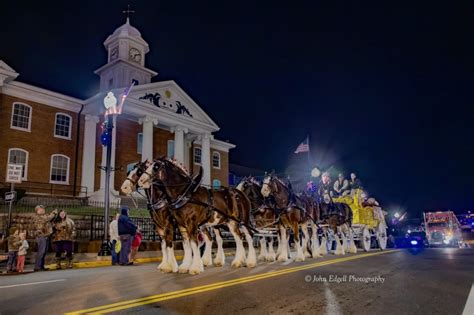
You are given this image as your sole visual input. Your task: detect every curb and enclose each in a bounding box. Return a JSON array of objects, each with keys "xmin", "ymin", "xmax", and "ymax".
[{"xmin": 45, "ymin": 252, "xmax": 236, "ymax": 270}]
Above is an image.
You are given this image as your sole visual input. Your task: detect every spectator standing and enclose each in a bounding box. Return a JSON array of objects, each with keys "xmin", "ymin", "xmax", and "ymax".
[
  {"xmin": 118, "ymin": 207, "xmax": 137, "ymax": 265},
  {"xmin": 7, "ymin": 227, "xmax": 21, "ymax": 273},
  {"xmin": 52, "ymin": 210, "xmax": 76, "ymax": 269},
  {"xmin": 109, "ymin": 213, "xmax": 120, "ymax": 265},
  {"xmin": 33, "ymin": 206, "xmax": 58, "ymax": 271},
  {"xmin": 17, "ymin": 232, "xmax": 29, "ymax": 273}
]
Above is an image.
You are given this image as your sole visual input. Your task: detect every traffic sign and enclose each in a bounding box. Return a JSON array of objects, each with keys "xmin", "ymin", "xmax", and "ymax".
[
  {"xmin": 5, "ymin": 191, "xmax": 16, "ymax": 202},
  {"xmin": 6, "ymin": 164, "xmax": 22, "ymax": 183}
]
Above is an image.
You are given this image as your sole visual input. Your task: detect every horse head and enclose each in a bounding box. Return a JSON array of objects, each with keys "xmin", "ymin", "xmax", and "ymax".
[{"xmin": 121, "ymin": 160, "xmax": 150, "ymax": 195}]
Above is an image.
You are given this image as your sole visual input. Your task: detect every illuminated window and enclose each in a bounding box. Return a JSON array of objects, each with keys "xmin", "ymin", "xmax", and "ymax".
[
  {"xmin": 212, "ymin": 152, "xmax": 221, "ymax": 169},
  {"xmin": 54, "ymin": 113, "xmax": 72, "ymax": 139},
  {"xmin": 137, "ymin": 133, "xmax": 143, "ymax": 154},
  {"xmin": 11, "ymin": 103, "xmax": 32, "ymax": 131},
  {"xmin": 194, "ymin": 147, "xmax": 202, "ymax": 164},
  {"xmin": 8, "ymin": 148, "xmax": 28, "ymax": 180},
  {"xmin": 212, "ymin": 179, "xmax": 221, "ymax": 189},
  {"xmin": 50, "ymin": 155, "xmax": 70, "ymax": 184},
  {"xmin": 167, "ymin": 140, "xmax": 174, "ymax": 159}
]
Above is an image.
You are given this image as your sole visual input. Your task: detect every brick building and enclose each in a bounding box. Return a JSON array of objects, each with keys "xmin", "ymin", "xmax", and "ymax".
[{"xmin": 0, "ymin": 18, "xmax": 234, "ymax": 203}]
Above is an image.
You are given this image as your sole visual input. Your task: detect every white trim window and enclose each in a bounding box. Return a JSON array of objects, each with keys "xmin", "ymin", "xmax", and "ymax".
[
  {"xmin": 7, "ymin": 148, "xmax": 29, "ymax": 180},
  {"xmin": 11, "ymin": 103, "xmax": 32, "ymax": 132},
  {"xmin": 54, "ymin": 113, "xmax": 72, "ymax": 140},
  {"xmin": 50, "ymin": 154, "xmax": 70, "ymax": 184},
  {"xmin": 167, "ymin": 140, "xmax": 175, "ymax": 159},
  {"xmin": 212, "ymin": 151, "xmax": 221, "ymax": 169},
  {"xmin": 194, "ymin": 147, "xmax": 202, "ymax": 164},
  {"xmin": 137, "ymin": 133, "xmax": 143, "ymax": 154}
]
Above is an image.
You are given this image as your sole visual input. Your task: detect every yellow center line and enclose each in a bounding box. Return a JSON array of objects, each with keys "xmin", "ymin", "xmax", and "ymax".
[{"xmin": 66, "ymin": 250, "xmax": 398, "ymax": 315}]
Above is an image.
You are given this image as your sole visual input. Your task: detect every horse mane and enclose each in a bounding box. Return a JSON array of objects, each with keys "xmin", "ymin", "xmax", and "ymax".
[{"xmin": 164, "ymin": 158, "xmax": 190, "ymax": 176}]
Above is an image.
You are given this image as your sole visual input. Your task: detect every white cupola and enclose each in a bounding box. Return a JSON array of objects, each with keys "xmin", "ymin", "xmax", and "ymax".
[{"xmin": 94, "ymin": 17, "xmax": 157, "ymax": 92}]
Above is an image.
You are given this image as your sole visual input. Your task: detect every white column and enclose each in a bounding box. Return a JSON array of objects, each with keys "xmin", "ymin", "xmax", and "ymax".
[
  {"xmin": 201, "ymin": 133, "xmax": 212, "ymax": 186},
  {"xmin": 81, "ymin": 115, "xmax": 99, "ymax": 196},
  {"xmin": 139, "ymin": 116, "xmax": 158, "ymax": 162},
  {"xmin": 172, "ymin": 126, "xmax": 188, "ymax": 164}
]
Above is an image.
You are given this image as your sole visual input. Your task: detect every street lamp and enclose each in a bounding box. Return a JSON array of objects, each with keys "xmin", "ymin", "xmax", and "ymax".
[{"xmin": 98, "ymin": 82, "xmax": 135, "ymax": 256}]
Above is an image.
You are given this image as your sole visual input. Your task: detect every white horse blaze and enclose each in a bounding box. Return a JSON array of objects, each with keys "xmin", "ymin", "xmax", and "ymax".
[{"xmin": 138, "ymin": 164, "xmax": 154, "ymax": 188}]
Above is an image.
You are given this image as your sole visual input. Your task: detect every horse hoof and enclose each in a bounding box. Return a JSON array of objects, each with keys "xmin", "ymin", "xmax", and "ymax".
[
  {"xmin": 277, "ymin": 256, "xmax": 288, "ymax": 262},
  {"xmin": 178, "ymin": 267, "xmax": 189, "ymax": 273},
  {"xmin": 214, "ymin": 260, "xmax": 224, "ymax": 267},
  {"xmin": 231, "ymin": 260, "xmax": 243, "ymax": 268},
  {"xmin": 189, "ymin": 268, "xmax": 201, "ymax": 275}
]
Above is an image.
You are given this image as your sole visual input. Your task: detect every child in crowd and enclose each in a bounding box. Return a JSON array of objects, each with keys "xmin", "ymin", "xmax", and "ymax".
[
  {"xmin": 7, "ymin": 227, "xmax": 22, "ymax": 273},
  {"xmin": 17, "ymin": 232, "xmax": 29, "ymax": 273},
  {"xmin": 130, "ymin": 228, "xmax": 142, "ymax": 262}
]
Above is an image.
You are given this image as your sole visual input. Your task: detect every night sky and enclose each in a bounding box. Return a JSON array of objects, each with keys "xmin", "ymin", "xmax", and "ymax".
[{"xmin": 1, "ymin": 1, "xmax": 473, "ymax": 215}]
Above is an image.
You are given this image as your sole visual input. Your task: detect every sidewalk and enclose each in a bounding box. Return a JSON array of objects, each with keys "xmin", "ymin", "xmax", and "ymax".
[{"xmin": 0, "ymin": 249, "xmax": 236, "ymax": 274}]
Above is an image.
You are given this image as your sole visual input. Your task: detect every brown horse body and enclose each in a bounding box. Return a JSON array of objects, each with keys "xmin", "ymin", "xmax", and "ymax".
[
  {"xmin": 139, "ymin": 158, "xmax": 256, "ymax": 274},
  {"xmin": 120, "ymin": 161, "xmax": 178, "ymax": 272}
]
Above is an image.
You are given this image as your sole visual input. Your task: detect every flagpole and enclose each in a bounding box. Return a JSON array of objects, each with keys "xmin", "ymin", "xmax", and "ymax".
[{"xmin": 306, "ymin": 134, "xmax": 312, "ymax": 180}]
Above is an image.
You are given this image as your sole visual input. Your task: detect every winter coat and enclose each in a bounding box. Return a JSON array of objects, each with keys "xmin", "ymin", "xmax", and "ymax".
[
  {"xmin": 52, "ymin": 217, "xmax": 76, "ymax": 242},
  {"xmin": 132, "ymin": 231, "xmax": 142, "ymax": 248},
  {"xmin": 33, "ymin": 212, "xmax": 57, "ymax": 237},
  {"xmin": 118, "ymin": 214, "xmax": 137, "ymax": 236},
  {"xmin": 8, "ymin": 234, "xmax": 22, "ymax": 252},
  {"xmin": 18, "ymin": 240, "xmax": 29, "ymax": 256},
  {"xmin": 109, "ymin": 219, "xmax": 119, "ymax": 242}
]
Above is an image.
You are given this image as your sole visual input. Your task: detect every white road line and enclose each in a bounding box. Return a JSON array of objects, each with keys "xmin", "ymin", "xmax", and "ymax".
[
  {"xmin": 324, "ymin": 282, "xmax": 342, "ymax": 315},
  {"xmin": 462, "ymin": 284, "xmax": 474, "ymax": 315},
  {"xmin": 0, "ymin": 279, "xmax": 66, "ymax": 289}
]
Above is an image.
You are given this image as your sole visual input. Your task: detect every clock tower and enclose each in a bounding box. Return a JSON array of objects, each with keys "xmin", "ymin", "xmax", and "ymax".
[{"xmin": 94, "ymin": 17, "xmax": 157, "ymax": 91}]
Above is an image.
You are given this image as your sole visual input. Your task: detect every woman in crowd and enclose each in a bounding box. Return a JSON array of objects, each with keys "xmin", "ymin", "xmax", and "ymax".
[{"xmin": 52, "ymin": 210, "xmax": 76, "ymax": 269}]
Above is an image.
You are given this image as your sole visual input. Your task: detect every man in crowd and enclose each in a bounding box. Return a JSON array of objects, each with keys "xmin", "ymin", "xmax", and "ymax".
[
  {"xmin": 109, "ymin": 213, "xmax": 120, "ymax": 266},
  {"xmin": 333, "ymin": 173, "xmax": 350, "ymax": 197},
  {"xmin": 33, "ymin": 205, "xmax": 58, "ymax": 271},
  {"xmin": 349, "ymin": 172, "xmax": 363, "ymax": 193},
  {"xmin": 118, "ymin": 207, "xmax": 137, "ymax": 266}
]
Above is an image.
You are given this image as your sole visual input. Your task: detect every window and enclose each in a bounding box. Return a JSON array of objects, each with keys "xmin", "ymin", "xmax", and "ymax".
[
  {"xmin": 50, "ymin": 155, "xmax": 70, "ymax": 184},
  {"xmin": 127, "ymin": 162, "xmax": 138, "ymax": 173},
  {"xmin": 11, "ymin": 103, "xmax": 32, "ymax": 131},
  {"xmin": 7, "ymin": 148, "xmax": 28, "ymax": 180},
  {"xmin": 212, "ymin": 179, "xmax": 221, "ymax": 189},
  {"xmin": 212, "ymin": 152, "xmax": 221, "ymax": 169},
  {"xmin": 194, "ymin": 147, "xmax": 202, "ymax": 164},
  {"xmin": 54, "ymin": 113, "xmax": 72, "ymax": 139},
  {"xmin": 137, "ymin": 133, "xmax": 143, "ymax": 154},
  {"xmin": 167, "ymin": 140, "xmax": 175, "ymax": 159},
  {"xmin": 108, "ymin": 78, "xmax": 114, "ymax": 89}
]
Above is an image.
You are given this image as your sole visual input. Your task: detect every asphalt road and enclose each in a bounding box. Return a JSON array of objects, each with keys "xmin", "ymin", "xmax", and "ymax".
[{"xmin": 0, "ymin": 248, "xmax": 473, "ymax": 315}]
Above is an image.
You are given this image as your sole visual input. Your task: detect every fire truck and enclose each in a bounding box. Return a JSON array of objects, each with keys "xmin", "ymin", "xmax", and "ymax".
[{"xmin": 423, "ymin": 211, "xmax": 463, "ymax": 247}]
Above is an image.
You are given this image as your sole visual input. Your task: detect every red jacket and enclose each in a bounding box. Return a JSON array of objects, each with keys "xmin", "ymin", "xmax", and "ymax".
[{"xmin": 132, "ymin": 232, "xmax": 142, "ymax": 248}]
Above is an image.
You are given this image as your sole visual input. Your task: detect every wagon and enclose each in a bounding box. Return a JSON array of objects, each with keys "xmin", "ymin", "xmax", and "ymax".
[{"xmin": 333, "ymin": 189, "xmax": 388, "ymax": 251}]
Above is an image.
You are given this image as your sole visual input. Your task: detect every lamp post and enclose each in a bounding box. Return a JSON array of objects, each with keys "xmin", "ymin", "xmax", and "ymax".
[{"xmin": 98, "ymin": 82, "xmax": 135, "ymax": 256}]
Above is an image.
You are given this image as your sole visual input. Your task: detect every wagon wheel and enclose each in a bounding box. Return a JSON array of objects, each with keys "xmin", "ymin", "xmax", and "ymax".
[
  {"xmin": 361, "ymin": 226, "xmax": 371, "ymax": 252},
  {"xmin": 376, "ymin": 223, "xmax": 387, "ymax": 250}
]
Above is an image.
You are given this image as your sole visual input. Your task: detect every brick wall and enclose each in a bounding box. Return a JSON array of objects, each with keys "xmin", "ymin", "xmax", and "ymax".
[{"xmin": 0, "ymin": 94, "xmax": 83, "ymax": 196}]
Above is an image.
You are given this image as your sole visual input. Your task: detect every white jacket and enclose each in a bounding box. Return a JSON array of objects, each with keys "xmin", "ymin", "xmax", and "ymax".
[{"xmin": 109, "ymin": 219, "xmax": 119, "ymax": 242}]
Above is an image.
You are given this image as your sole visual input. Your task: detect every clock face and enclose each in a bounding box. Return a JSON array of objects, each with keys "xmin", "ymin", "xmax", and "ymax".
[
  {"xmin": 129, "ymin": 47, "xmax": 141, "ymax": 63},
  {"xmin": 110, "ymin": 47, "xmax": 119, "ymax": 61}
]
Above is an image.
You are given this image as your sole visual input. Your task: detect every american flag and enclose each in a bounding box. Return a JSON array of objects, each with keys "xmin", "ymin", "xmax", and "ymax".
[{"xmin": 294, "ymin": 138, "xmax": 309, "ymax": 154}]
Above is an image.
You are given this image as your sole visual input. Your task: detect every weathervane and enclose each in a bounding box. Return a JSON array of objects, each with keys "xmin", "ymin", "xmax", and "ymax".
[{"xmin": 122, "ymin": 4, "xmax": 135, "ymax": 21}]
